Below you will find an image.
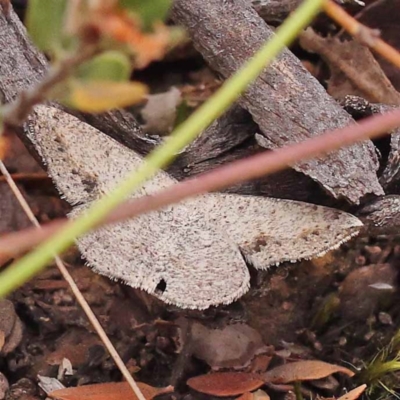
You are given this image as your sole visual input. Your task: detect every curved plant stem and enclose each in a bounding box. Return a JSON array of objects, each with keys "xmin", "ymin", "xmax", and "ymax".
[{"xmin": 0, "ymin": 0, "xmax": 323, "ymax": 297}]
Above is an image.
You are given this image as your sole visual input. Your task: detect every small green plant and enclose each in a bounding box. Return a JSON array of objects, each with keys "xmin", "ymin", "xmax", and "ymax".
[{"xmin": 358, "ymin": 330, "xmax": 400, "ymax": 398}]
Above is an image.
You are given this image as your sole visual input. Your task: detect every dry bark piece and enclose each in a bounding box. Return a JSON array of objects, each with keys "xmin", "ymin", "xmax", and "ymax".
[
  {"xmin": 357, "ymin": 195, "xmax": 400, "ymax": 232},
  {"xmin": 171, "ymin": 0, "xmax": 383, "ymax": 204},
  {"xmin": 368, "ymin": 103, "xmax": 400, "ymax": 191},
  {"xmin": 26, "ymin": 105, "xmax": 364, "ymax": 309},
  {"xmin": 250, "ymin": 0, "xmax": 301, "ymax": 24},
  {"xmin": 299, "ymin": 29, "xmax": 400, "ymax": 105},
  {"xmin": 263, "ymin": 360, "xmax": 354, "ymax": 384},
  {"xmin": 179, "ymin": 105, "xmax": 333, "ymax": 205},
  {"xmin": 340, "ymin": 96, "xmax": 400, "ymax": 192},
  {"xmin": 48, "ymin": 382, "xmax": 172, "ymax": 400},
  {"xmin": 187, "ymin": 372, "xmax": 264, "ymax": 396}
]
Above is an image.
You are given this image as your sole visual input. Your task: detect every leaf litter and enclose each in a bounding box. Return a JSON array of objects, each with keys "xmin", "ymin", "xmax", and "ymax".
[
  {"xmin": 186, "ymin": 360, "xmax": 354, "ymax": 397},
  {"xmin": 3, "ymin": 2, "xmax": 397, "ymax": 400}
]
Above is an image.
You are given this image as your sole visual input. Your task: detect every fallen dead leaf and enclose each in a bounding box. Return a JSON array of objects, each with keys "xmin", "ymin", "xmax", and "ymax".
[
  {"xmin": 49, "ymin": 381, "xmax": 173, "ymax": 400},
  {"xmin": 337, "ymin": 385, "xmax": 367, "ymax": 400},
  {"xmin": 67, "ymin": 80, "xmax": 148, "ymax": 113},
  {"xmin": 93, "ymin": 12, "xmax": 171, "ymax": 69},
  {"xmin": 263, "ymin": 360, "xmax": 354, "ymax": 384},
  {"xmin": 299, "ymin": 28, "xmax": 400, "ymax": 105},
  {"xmin": 187, "ymin": 372, "xmax": 264, "ymax": 397}
]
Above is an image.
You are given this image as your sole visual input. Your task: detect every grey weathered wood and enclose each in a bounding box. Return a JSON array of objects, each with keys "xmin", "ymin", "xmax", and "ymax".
[
  {"xmin": 0, "ymin": 4, "xmax": 334, "ymax": 204},
  {"xmin": 171, "ymin": 0, "xmax": 383, "ymax": 204},
  {"xmin": 177, "ymin": 104, "xmax": 335, "ymax": 205},
  {"xmin": 251, "ymin": 0, "xmax": 300, "ymax": 24},
  {"xmin": 358, "ymin": 195, "xmax": 400, "ymax": 235}
]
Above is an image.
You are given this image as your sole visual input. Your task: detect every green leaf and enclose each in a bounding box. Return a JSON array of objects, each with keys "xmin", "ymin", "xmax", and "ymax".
[
  {"xmin": 76, "ymin": 52, "xmax": 131, "ymax": 83},
  {"xmin": 65, "ymin": 80, "xmax": 148, "ymax": 113},
  {"xmin": 119, "ymin": 0, "xmax": 172, "ymax": 30},
  {"xmin": 26, "ymin": 0, "xmax": 67, "ymax": 53}
]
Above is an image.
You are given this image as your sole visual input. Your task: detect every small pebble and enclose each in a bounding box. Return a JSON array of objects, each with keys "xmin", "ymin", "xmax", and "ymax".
[
  {"xmin": 364, "ymin": 331, "xmax": 375, "ymax": 341},
  {"xmin": 378, "ymin": 312, "xmax": 393, "ymax": 326},
  {"xmin": 355, "ymin": 255, "xmax": 366, "ymax": 266},
  {"xmin": 313, "ymin": 341, "xmax": 323, "ymax": 352}
]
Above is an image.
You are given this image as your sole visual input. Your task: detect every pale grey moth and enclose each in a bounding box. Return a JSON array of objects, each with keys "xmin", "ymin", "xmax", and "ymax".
[{"xmin": 26, "ymin": 105, "xmax": 363, "ymax": 309}]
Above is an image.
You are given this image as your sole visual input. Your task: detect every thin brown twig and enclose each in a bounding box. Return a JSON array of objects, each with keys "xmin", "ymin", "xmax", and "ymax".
[
  {"xmin": 1, "ymin": 105, "xmax": 400, "ymax": 257},
  {"xmin": 0, "ymin": 161, "xmax": 147, "ymax": 400},
  {"xmin": 0, "ymin": 172, "xmax": 50, "ymax": 183},
  {"xmin": 324, "ymin": 0, "xmax": 400, "ymax": 70}
]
